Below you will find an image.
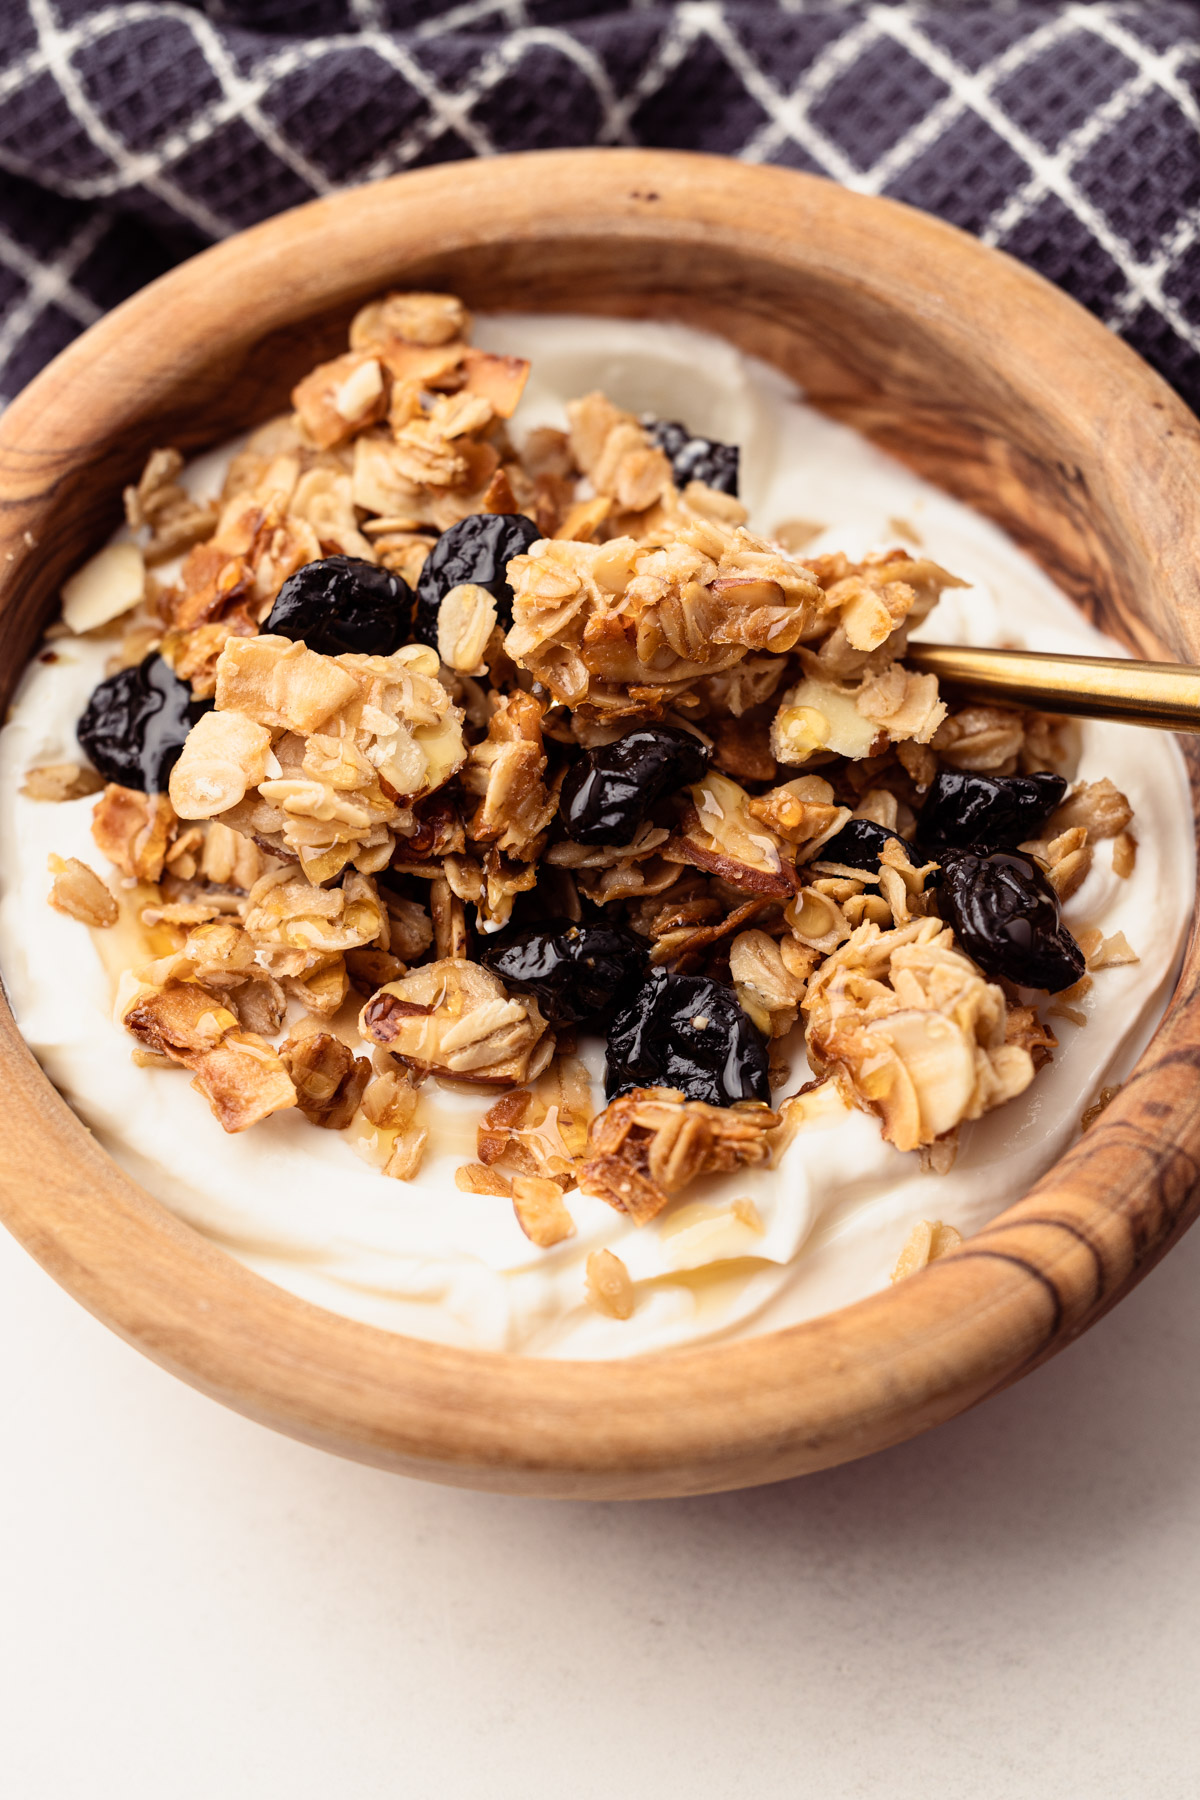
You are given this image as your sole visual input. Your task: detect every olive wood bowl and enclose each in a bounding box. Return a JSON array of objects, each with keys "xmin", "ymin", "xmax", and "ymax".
[{"xmin": 1, "ymin": 150, "xmax": 1198, "ymax": 1499}]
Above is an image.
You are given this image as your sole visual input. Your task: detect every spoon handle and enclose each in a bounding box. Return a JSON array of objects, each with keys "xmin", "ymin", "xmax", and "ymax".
[{"xmin": 905, "ymin": 642, "xmax": 1200, "ymax": 735}]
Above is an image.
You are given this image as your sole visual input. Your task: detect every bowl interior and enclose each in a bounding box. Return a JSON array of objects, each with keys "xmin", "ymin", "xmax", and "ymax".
[{"xmin": 1, "ymin": 151, "xmax": 1198, "ymax": 1498}]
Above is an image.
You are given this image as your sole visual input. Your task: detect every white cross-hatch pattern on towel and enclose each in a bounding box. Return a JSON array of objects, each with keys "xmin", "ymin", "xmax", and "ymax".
[{"xmin": 0, "ymin": 1, "xmax": 1197, "ymax": 413}]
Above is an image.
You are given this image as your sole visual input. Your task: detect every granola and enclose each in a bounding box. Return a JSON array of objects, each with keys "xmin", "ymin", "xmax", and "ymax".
[
  {"xmin": 580, "ymin": 1088, "xmax": 780, "ymax": 1225},
  {"xmin": 29, "ymin": 288, "xmax": 1151, "ymax": 1338}
]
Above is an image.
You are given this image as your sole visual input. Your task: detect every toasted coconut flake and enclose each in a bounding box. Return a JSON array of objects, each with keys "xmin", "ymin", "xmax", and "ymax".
[
  {"xmin": 460, "ymin": 347, "xmax": 529, "ymax": 418},
  {"xmin": 215, "ymin": 635, "xmax": 359, "ymax": 733},
  {"xmin": 293, "ymin": 350, "xmax": 388, "ymax": 449},
  {"xmin": 555, "ymin": 495, "xmax": 611, "ymax": 542},
  {"xmin": 123, "ymin": 980, "xmax": 296, "ymax": 1132}
]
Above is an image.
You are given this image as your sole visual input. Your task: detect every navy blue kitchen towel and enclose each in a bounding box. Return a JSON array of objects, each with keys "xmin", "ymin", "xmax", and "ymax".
[{"xmin": 0, "ymin": 1, "xmax": 1197, "ymax": 409}]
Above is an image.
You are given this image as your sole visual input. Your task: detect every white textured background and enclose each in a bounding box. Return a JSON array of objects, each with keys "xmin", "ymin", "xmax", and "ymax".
[{"xmin": 2, "ymin": 1216, "xmax": 1198, "ymax": 1799}]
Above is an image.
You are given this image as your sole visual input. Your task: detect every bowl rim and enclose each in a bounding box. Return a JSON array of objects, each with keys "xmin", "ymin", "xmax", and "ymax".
[{"xmin": 1, "ymin": 147, "xmax": 1198, "ymax": 1499}]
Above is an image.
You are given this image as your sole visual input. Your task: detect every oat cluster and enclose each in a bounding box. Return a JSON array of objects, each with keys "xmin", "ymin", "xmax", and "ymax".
[{"xmin": 30, "ymin": 290, "xmax": 1142, "ymax": 1319}]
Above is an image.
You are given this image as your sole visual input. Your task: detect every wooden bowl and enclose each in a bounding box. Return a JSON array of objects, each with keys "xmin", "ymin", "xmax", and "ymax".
[{"xmin": 1, "ymin": 150, "xmax": 1197, "ymax": 1499}]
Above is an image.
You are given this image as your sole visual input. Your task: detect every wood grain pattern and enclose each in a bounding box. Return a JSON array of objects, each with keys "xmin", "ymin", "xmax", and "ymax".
[{"xmin": 0, "ymin": 149, "xmax": 1198, "ymax": 1498}]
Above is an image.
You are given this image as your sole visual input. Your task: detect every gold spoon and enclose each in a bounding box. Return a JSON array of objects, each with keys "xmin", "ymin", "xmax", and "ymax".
[{"xmin": 905, "ymin": 642, "xmax": 1200, "ymax": 734}]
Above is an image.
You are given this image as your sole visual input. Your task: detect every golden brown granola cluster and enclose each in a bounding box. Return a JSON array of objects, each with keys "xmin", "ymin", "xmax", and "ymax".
[{"xmin": 31, "ymin": 290, "xmax": 1142, "ymax": 1318}]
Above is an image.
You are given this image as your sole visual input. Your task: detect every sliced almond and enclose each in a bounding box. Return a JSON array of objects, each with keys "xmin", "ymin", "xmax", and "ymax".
[
  {"xmin": 772, "ymin": 677, "xmax": 878, "ymax": 763},
  {"xmin": 671, "ymin": 772, "xmax": 798, "ymax": 897},
  {"xmin": 61, "ymin": 542, "xmax": 145, "ymax": 634}
]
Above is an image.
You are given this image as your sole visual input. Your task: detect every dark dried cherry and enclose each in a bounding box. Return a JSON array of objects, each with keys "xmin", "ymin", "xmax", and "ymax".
[
  {"xmin": 936, "ymin": 847, "xmax": 1085, "ymax": 992},
  {"xmin": 412, "ymin": 512, "xmax": 542, "ymax": 647},
  {"xmin": 263, "ymin": 555, "xmax": 412, "ymax": 656},
  {"xmin": 560, "ymin": 725, "xmax": 711, "ymax": 846},
  {"xmin": 817, "ymin": 817, "xmax": 916, "ymax": 871},
  {"xmin": 77, "ymin": 654, "xmax": 211, "ymax": 793},
  {"xmin": 918, "ymin": 770, "xmax": 1067, "ymax": 852},
  {"xmin": 479, "ymin": 919, "xmax": 646, "ymax": 1026},
  {"xmin": 642, "ymin": 418, "xmax": 740, "ymax": 497},
  {"xmin": 605, "ymin": 969, "xmax": 770, "ymax": 1106}
]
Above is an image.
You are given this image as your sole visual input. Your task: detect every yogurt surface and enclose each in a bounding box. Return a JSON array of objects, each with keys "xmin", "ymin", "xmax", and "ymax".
[{"xmin": 0, "ymin": 313, "xmax": 1192, "ymax": 1357}]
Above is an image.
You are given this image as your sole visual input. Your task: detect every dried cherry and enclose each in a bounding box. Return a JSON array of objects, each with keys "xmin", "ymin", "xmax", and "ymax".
[
  {"xmin": 918, "ymin": 770, "xmax": 1067, "ymax": 852},
  {"xmin": 77, "ymin": 654, "xmax": 211, "ymax": 793},
  {"xmin": 560, "ymin": 725, "xmax": 711, "ymax": 846},
  {"xmin": 479, "ymin": 920, "xmax": 646, "ymax": 1026},
  {"xmin": 643, "ymin": 418, "xmax": 740, "ymax": 496},
  {"xmin": 818, "ymin": 817, "xmax": 915, "ymax": 871},
  {"xmin": 264, "ymin": 555, "xmax": 412, "ymax": 656},
  {"xmin": 605, "ymin": 969, "xmax": 770, "ymax": 1106},
  {"xmin": 936, "ymin": 847, "xmax": 1085, "ymax": 992},
  {"xmin": 412, "ymin": 512, "xmax": 541, "ymax": 647}
]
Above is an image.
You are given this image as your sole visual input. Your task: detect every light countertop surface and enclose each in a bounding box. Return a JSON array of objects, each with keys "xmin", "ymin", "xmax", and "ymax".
[{"xmin": 2, "ymin": 1210, "xmax": 1198, "ymax": 1799}]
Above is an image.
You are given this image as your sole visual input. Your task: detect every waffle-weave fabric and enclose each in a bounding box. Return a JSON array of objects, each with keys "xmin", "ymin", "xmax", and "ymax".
[{"xmin": 0, "ymin": 1, "xmax": 1198, "ymax": 412}]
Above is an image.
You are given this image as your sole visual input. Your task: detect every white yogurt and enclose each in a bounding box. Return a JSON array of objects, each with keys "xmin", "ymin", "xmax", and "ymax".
[{"xmin": 0, "ymin": 315, "xmax": 1192, "ymax": 1357}]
